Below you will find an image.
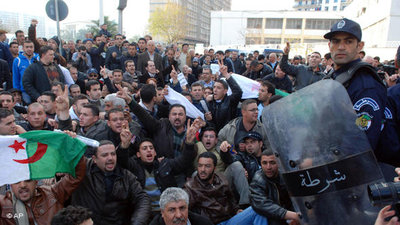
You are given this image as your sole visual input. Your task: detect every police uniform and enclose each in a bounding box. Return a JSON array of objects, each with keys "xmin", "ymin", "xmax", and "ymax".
[
  {"xmin": 330, "ymin": 59, "xmax": 387, "ymax": 150},
  {"xmin": 324, "ymin": 19, "xmax": 387, "ymax": 151},
  {"xmin": 378, "ymin": 84, "xmax": 400, "ymax": 166}
]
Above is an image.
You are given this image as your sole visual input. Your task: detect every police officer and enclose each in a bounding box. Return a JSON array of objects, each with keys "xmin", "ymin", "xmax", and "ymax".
[{"xmin": 324, "ymin": 18, "xmax": 386, "ymax": 152}]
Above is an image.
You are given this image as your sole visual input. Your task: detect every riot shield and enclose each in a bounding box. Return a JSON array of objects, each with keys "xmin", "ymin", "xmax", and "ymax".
[{"xmin": 262, "ymin": 80, "xmax": 384, "ymax": 225}]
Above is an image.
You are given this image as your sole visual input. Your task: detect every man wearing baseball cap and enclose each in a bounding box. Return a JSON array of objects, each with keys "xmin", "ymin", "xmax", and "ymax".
[
  {"xmin": 324, "ymin": 18, "xmax": 386, "ymax": 153},
  {"xmin": 220, "ymin": 131, "xmax": 264, "ymax": 183}
]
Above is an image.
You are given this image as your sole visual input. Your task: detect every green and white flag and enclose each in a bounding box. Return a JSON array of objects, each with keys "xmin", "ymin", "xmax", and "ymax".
[
  {"xmin": 0, "ymin": 130, "xmax": 86, "ymax": 186},
  {"xmin": 226, "ymin": 73, "xmax": 290, "ymax": 98}
]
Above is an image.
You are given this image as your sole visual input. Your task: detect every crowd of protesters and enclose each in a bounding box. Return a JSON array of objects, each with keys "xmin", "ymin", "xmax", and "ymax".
[{"xmin": 0, "ymin": 17, "xmax": 399, "ymax": 225}]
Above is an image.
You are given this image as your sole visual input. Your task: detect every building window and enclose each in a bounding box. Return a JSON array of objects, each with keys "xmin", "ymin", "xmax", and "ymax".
[
  {"xmin": 319, "ymin": 0, "xmax": 322, "ymax": 3},
  {"xmin": 283, "ymin": 38, "xmax": 301, "ymax": 43},
  {"xmin": 334, "ymin": 0, "xmax": 338, "ymax": 2},
  {"xmin": 246, "ymin": 37, "xmax": 262, "ymax": 45},
  {"xmin": 286, "ymin": 19, "xmax": 302, "ymax": 29},
  {"xmin": 325, "ymin": 6, "xmax": 329, "ymax": 11},
  {"xmin": 325, "ymin": 0, "xmax": 329, "ymax": 3},
  {"xmin": 304, "ymin": 39, "xmax": 328, "ymax": 43},
  {"xmin": 333, "ymin": 6, "xmax": 337, "ymax": 10},
  {"xmin": 265, "ymin": 18, "xmax": 283, "ymax": 29},
  {"xmin": 311, "ymin": 0, "xmax": 315, "ymax": 4},
  {"xmin": 305, "ymin": 19, "xmax": 339, "ymax": 29},
  {"xmin": 247, "ymin": 18, "xmax": 263, "ymax": 29},
  {"xmin": 299, "ymin": 0, "xmax": 302, "ymax": 5},
  {"xmin": 264, "ymin": 38, "xmax": 281, "ymax": 44},
  {"xmin": 341, "ymin": 5, "xmax": 346, "ymax": 10}
]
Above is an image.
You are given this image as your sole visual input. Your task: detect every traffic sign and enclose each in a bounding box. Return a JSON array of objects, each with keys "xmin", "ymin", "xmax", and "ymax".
[{"xmin": 46, "ymin": 0, "xmax": 69, "ymax": 21}]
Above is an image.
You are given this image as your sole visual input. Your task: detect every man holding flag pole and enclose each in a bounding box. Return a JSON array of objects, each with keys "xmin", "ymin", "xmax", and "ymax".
[{"xmin": 0, "ymin": 127, "xmax": 86, "ymax": 225}]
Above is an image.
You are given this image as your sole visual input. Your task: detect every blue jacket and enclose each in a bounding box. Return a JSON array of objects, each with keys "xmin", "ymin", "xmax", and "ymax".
[
  {"xmin": 332, "ymin": 59, "xmax": 386, "ymax": 151},
  {"xmin": 0, "ymin": 42, "xmax": 13, "ymax": 69},
  {"xmin": 12, "ymin": 52, "xmax": 39, "ymax": 92},
  {"xmin": 105, "ymin": 45, "xmax": 125, "ymax": 70},
  {"xmin": 377, "ymin": 83, "xmax": 400, "ymax": 166}
]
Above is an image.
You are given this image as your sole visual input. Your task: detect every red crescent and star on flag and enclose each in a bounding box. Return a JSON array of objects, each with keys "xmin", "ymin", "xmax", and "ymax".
[{"xmin": 8, "ymin": 140, "xmax": 48, "ymax": 164}]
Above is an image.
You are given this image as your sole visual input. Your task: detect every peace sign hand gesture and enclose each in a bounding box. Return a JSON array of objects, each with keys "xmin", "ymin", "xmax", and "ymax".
[
  {"xmin": 100, "ymin": 65, "xmax": 108, "ymax": 79},
  {"xmin": 218, "ymin": 59, "xmax": 230, "ymax": 79},
  {"xmin": 55, "ymin": 85, "xmax": 70, "ymax": 120},
  {"xmin": 116, "ymin": 84, "xmax": 132, "ymax": 104},
  {"xmin": 185, "ymin": 117, "xmax": 204, "ymax": 144}
]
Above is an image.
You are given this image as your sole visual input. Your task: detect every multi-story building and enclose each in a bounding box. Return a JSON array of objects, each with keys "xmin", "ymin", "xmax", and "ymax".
[
  {"xmin": 342, "ymin": 0, "xmax": 400, "ymax": 48},
  {"xmin": 150, "ymin": 0, "xmax": 231, "ymax": 45},
  {"xmin": 210, "ymin": 10, "xmax": 341, "ymax": 46},
  {"xmin": 62, "ymin": 21, "xmax": 93, "ymax": 41},
  {"xmin": 293, "ymin": 0, "xmax": 352, "ymax": 12},
  {"xmin": 0, "ymin": 11, "xmax": 49, "ymax": 40}
]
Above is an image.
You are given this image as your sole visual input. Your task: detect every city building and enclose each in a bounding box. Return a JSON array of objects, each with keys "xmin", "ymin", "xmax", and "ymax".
[
  {"xmin": 343, "ymin": 0, "xmax": 399, "ymax": 48},
  {"xmin": 293, "ymin": 0, "xmax": 353, "ymax": 12},
  {"xmin": 210, "ymin": 10, "xmax": 341, "ymax": 46},
  {"xmin": 0, "ymin": 11, "xmax": 51, "ymax": 42},
  {"xmin": 62, "ymin": 21, "xmax": 93, "ymax": 41},
  {"xmin": 340, "ymin": 0, "xmax": 400, "ymax": 59},
  {"xmin": 149, "ymin": 0, "xmax": 231, "ymax": 45}
]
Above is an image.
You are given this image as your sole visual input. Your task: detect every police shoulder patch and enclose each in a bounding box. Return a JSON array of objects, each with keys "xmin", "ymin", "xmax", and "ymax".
[
  {"xmin": 384, "ymin": 107, "xmax": 393, "ymax": 120},
  {"xmin": 353, "ymin": 97, "xmax": 380, "ymax": 111},
  {"xmin": 355, "ymin": 112, "xmax": 372, "ymax": 131}
]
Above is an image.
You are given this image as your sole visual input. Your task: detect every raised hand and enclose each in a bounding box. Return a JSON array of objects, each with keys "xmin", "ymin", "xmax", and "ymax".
[
  {"xmin": 204, "ymin": 112, "xmax": 212, "ymax": 121},
  {"xmin": 100, "ymin": 65, "xmax": 108, "ymax": 79},
  {"xmin": 31, "ymin": 19, "xmax": 38, "ymax": 26},
  {"xmin": 186, "ymin": 118, "xmax": 203, "ymax": 144},
  {"xmin": 220, "ymin": 141, "xmax": 231, "ymax": 153},
  {"xmin": 192, "ymin": 116, "xmax": 206, "ymax": 128},
  {"xmin": 116, "ymin": 84, "xmax": 132, "ymax": 104},
  {"xmin": 120, "ymin": 122, "xmax": 133, "ymax": 149},
  {"xmin": 218, "ymin": 59, "xmax": 230, "ymax": 79},
  {"xmin": 284, "ymin": 42, "xmax": 290, "ymax": 55},
  {"xmin": 170, "ymin": 65, "xmax": 178, "ymax": 84},
  {"xmin": 163, "ymin": 85, "xmax": 169, "ymax": 96},
  {"xmin": 55, "ymin": 85, "xmax": 70, "ymax": 120}
]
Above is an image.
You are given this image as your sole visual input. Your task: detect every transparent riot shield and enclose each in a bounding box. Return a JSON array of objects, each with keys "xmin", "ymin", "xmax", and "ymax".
[{"xmin": 262, "ymin": 80, "xmax": 384, "ymax": 225}]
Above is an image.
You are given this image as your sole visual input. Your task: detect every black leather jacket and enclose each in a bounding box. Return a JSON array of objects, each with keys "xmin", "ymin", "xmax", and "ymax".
[
  {"xmin": 116, "ymin": 142, "xmax": 196, "ymax": 192},
  {"xmin": 71, "ymin": 159, "xmax": 151, "ymax": 225},
  {"xmin": 250, "ymin": 170, "xmax": 293, "ymax": 225},
  {"xmin": 207, "ymin": 76, "xmax": 243, "ymax": 132},
  {"xmin": 221, "ymin": 150, "xmax": 261, "ymax": 182}
]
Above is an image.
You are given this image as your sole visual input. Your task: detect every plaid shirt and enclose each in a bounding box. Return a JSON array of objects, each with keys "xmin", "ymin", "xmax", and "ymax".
[{"xmin": 172, "ymin": 126, "xmax": 186, "ymax": 158}]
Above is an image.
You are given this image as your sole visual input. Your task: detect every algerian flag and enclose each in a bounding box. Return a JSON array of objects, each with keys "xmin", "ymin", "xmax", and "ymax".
[
  {"xmin": 225, "ymin": 73, "xmax": 290, "ymax": 98},
  {"xmin": 0, "ymin": 130, "xmax": 86, "ymax": 186}
]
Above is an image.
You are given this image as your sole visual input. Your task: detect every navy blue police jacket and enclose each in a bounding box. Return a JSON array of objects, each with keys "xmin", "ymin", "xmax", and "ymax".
[
  {"xmin": 377, "ymin": 83, "xmax": 400, "ymax": 166},
  {"xmin": 332, "ymin": 59, "xmax": 386, "ymax": 151}
]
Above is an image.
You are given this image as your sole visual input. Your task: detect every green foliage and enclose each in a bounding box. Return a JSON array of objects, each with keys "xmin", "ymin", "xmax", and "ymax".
[{"xmin": 87, "ymin": 16, "xmax": 118, "ymax": 37}]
